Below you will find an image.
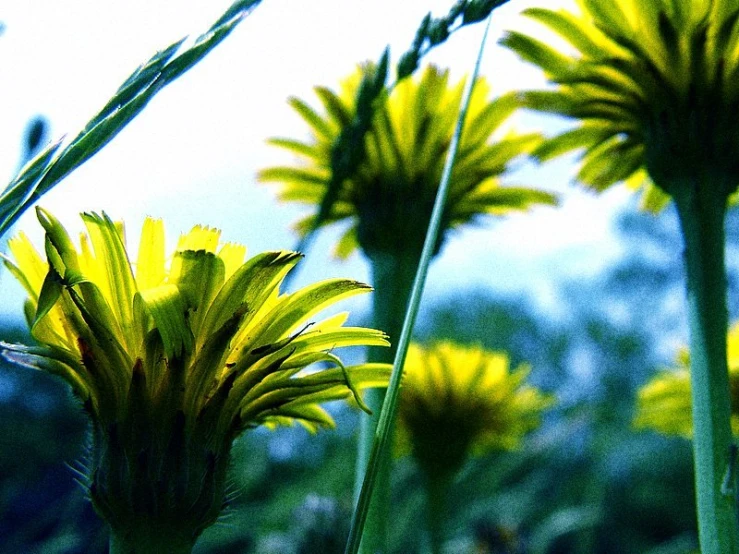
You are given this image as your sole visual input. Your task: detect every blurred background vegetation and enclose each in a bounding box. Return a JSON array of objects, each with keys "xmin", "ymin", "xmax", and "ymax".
[{"xmin": 4, "ymin": 197, "xmax": 736, "ymax": 553}]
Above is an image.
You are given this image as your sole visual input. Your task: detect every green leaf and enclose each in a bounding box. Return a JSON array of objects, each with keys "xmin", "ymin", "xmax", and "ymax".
[
  {"xmin": 291, "ymin": 362, "xmax": 392, "ymax": 391},
  {"xmin": 288, "ymin": 97, "xmax": 334, "ymax": 139},
  {"xmin": 459, "ymin": 133, "xmax": 541, "ymax": 175},
  {"xmin": 556, "ymin": 63, "xmax": 645, "ymax": 111},
  {"xmin": 81, "ymin": 213, "xmax": 138, "ymax": 343},
  {"xmin": 198, "ymin": 251, "xmax": 301, "ymax": 345},
  {"xmin": 266, "ymin": 137, "xmax": 321, "ymax": 159},
  {"xmin": 573, "ymin": 97, "xmax": 634, "ymax": 122},
  {"xmin": 500, "ymin": 31, "xmax": 574, "ymax": 77},
  {"xmin": 578, "ymin": 137, "xmax": 643, "ymax": 191},
  {"xmin": 0, "ymin": 253, "xmax": 39, "ymax": 303},
  {"xmin": 258, "ymin": 166, "xmax": 328, "ymax": 186},
  {"xmin": 302, "ymin": 52, "xmax": 389, "ymax": 259},
  {"xmin": 657, "ymin": 11, "xmax": 680, "ymax": 60},
  {"xmin": 33, "ymin": 269, "xmax": 64, "ymax": 329},
  {"xmin": 334, "ymin": 226, "xmax": 359, "ymax": 259},
  {"xmin": 183, "ymin": 303, "xmax": 247, "ymax": 420},
  {"xmin": 256, "ymin": 279, "xmax": 372, "ymax": 346},
  {"xmin": 287, "ymin": 327, "xmax": 389, "ymax": 356},
  {"xmin": 314, "ymin": 86, "xmax": 353, "ymax": 127},
  {"xmin": 464, "ymin": 187, "xmax": 559, "ymax": 215},
  {"xmin": 640, "ymin": 181, "xmax": 671, "ymax": 212},
  {"xmin": 137, "ymin": 284, "xmax": 193, "ymax": 360},
  {"xmin": 518, "ymin": 90, "xmax": 579, "ymax": 117},
  {"xmin": 714, "ymin": 8, "xmax": 739, "ymax": 55},
  {"xmin": 0, "ymin": 139, "xmax": 64, "ymax": 228},
  {"xmin": 523, "ymin": 8, "xmax": 607, "ymax": 59},
  {"xmin": 464, "ymin": 92, "xmax": 519, "ymax": 144},
  {"xmin": 1, "ymin": 341, "xmax": 91, "ymax": 402},
  {"xmin": 240, "ymin": 381, "xmax": 344, "ymax": 423},
  {"xmin": 366, "ymin": 111, "xmax": 402, "ymax": 176},
  {"xmin": 169, "ymin": 249, "xmax": 225, "ymax": 335},
  {"xmin": 65, "ymin": 283, "xmax": 135, "ymax": 417},
  {"xmin": 581, "ymin": 0, "xmax": 634, "ymax": 40},
  {"xmin": 262, "ymin": 403, "xmax": 335, "ymax": 432},
  {"xmin": 532, "ymin": 124, "xmax": 615, "ymax": 161},
  {"xmin": 36, "ymin": 208, "xmax": 82, "ymax": 276}
]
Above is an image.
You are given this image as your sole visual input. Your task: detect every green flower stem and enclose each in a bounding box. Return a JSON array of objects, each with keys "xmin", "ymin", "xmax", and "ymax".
[
  {"xmin": 109, "ymin": 529, "xmax": 195, "ymax": 554},
  {"xmin": 426, "ymin": 473, "xmax": 450, "ymax": 554},
  {"xmin": 355, "ymin": 250, "xmax": 420, "ymax": 553},
  {"xmin": 673, "ymin": 179, "xmax": 739, "ymax": 554}
]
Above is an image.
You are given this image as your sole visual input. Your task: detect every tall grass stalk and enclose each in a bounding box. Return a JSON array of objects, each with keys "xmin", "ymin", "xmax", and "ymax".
[
  {"xmin": 0, "ymin": 0, "xmax": 261, "ymax": 239},
  {"xmin": 345, "ymin": 17, "xmax": 493, "ymax": 554}
]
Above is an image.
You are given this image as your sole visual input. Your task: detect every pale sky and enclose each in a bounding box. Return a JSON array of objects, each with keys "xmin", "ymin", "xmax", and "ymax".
[{"xmin": 0, "ymin": 0, "xmax": 628, "ymax": 323}]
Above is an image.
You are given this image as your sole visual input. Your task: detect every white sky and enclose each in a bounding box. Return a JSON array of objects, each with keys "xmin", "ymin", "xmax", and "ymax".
[{"xmin": 0, "ymin": 0, "xmax": 629, "ymax": 323}]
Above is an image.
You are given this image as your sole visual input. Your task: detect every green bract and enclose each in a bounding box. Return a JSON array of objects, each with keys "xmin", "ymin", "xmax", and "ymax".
[
  {"xmin": 259, "ymin": 64, "xmax": 557, "ymax": 259},
  {"xmin": 1, "ymin": 209, "xmax": 390, "ymax": 551}
]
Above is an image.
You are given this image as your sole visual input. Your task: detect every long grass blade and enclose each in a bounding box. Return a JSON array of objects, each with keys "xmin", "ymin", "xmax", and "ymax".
[
  {"xmin": 343, "ymin": 16, "xmax": 494, "ymax": 554},
  {"xmin": 0, "ymin": 0, "xmax": 262, "ymax": 238}
]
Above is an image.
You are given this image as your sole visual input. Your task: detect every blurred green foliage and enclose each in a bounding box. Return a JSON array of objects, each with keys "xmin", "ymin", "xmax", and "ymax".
[{"xmin": 0, "ymin": 201, "xmax": 716, "ymax": 553}]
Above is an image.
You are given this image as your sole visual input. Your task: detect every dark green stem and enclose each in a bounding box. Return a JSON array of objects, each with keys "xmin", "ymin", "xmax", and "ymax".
[
  {"xmin": 673, "ymin": 182, "xmax": 739, "ymax": 554},
  {"xmin": 426, "ymin": 472, "xmax": 450, "ymax": 554},
  {"xmin": 354, "ymin": 250, "xmax": 419, "ymax": 554},
  {"xmin": 109, "ymin": 529, "xmax": 195, "ymax": 554}
]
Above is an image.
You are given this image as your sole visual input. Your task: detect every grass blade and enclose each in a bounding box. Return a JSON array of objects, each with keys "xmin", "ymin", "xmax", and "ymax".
[
  {"xmin": 343, "ymin": 16, "xmax": 494, "ymax": 554},
  {"xmin": 0, "ymin": 0, "xmax": 262, "ymax": 238}
]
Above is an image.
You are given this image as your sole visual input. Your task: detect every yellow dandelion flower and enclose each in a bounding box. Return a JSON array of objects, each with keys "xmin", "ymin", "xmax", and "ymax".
[
  {"xmin": 396, "ymin": 341, "xmax": 552, "ymax": 480},
  {"xmin": 1, "ymin": 208, "xmax": 390, "ymax": 553},
  {"xmin": 259, "ymin": 64, "xmax": 557, "ymax": 260},
  {"xmin": 635, "ymin": 323, "xmax": 739, "ymax": 438},
  {"xmin": 502, "ymin": 0, "xmax": 739, "ymax": 210}
]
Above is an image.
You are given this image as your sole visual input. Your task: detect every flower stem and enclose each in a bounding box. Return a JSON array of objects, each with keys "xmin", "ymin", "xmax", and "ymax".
[
  {"xmin": 426, "ymin": 473, "xmax": 450, "ymax": 554},
  {"xmin": 354, "ymin": 250, "xmax": 419, "ymax": 553},
  {"xmin": 108, "ymin": 529, "xmax": 195, "ymax": 554},
  {"xmin": 673, "ymin": 182, "xmax": 739, "ymax": 554}
]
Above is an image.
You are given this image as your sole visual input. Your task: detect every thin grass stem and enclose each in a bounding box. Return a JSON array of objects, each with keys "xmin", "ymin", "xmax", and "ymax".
[{"xmin": 344, "ymin": 16, "xmax": 493, "ymax": 554}]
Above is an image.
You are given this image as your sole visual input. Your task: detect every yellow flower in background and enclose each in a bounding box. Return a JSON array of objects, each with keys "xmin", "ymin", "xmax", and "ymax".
[
  {"xmin": 396, "ymin": 341, "xmax": 552, "ymax": 479},
  {"xmin": 259, "ymin": 64, "xmax": 557, "ymax": 259},
  {"xmin": 1, "ymin": 209, "xmax": 390, "ymax": 551},
  {"xmin": 502, "ymin": 0, "xmax": 739, "ymax": 210},
  {"xmin": 634, "ymin": 323, "xmax": 739, "ymax": 438}
]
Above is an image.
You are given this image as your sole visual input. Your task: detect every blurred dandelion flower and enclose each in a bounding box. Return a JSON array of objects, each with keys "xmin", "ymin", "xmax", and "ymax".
[
  {"xmin": 635, "ymin": 323, "xmax": 739, "ymax": 439},
  {"xmin": 502, "ymin": 0, "xmax": 739, "ymax": 210},
  {"xmin": 1, "ymin": 209, "xmax": 390, "ymax": 553},
  {"xmin": 259, "ymin": 64, "xmax": 557, "ymax": 260},
  {"xmin": 397, "ymin": 341, "xmax": 552, "ymax": 480},
  {"xmin": 396, "ymin": 341, "xmax": 551, "ymax": 553}
]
